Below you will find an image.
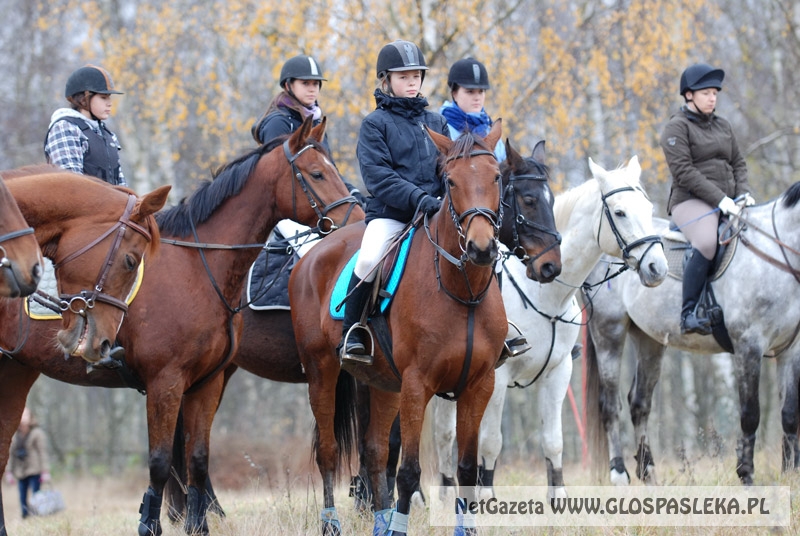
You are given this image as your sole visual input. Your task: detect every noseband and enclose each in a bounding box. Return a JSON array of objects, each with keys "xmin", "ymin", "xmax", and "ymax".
[
  {"xmin": 502, "ymin": 170, "xmax": 562, "ymax": 262},
  {"xmin": 597, "ymin": 186, "xmax": 663, "ymax": 270},
  {"xmin": 283, "ymin": 140, "xmax": 360, "ymax": 234},
  {"xmin": 51, "ymin": 194, "xmax": 152, "ymax": 316},
  {"xmin": 0, "ymin": 226, "xmax": 35, "ymax": 268}
]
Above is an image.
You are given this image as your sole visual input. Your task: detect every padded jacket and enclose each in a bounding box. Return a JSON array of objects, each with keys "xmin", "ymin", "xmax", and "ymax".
[
  {"xmin": 661, "ymin": 105, "xmax": 750, "ymax": 214},
  {"xmin": 357, "ymin": 89, "xmax": 449, "ymax": 223}
]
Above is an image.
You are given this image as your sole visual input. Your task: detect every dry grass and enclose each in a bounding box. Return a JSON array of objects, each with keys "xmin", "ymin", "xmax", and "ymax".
[{"xmin": 2, "ymin": 446, "xmax": 800, "ymax": 536}]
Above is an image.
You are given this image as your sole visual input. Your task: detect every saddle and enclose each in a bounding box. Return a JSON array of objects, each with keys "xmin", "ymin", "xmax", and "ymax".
[{"xmin": 664, "ymin": 218, "xmax": 738, "ymax": 352}]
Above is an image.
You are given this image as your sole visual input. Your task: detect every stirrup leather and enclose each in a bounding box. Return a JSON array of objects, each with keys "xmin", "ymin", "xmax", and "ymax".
[{"xmin": 341, "ymin": 323, "xmax": 375, "ymax": 365}]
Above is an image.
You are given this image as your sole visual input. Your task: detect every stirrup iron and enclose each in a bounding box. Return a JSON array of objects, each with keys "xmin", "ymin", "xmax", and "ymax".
[
  {"xmin": 504, "ymin": 319, "xmax": 531, "ymax": 358},
  {"xmin": 341, "ymin": 324, "xmax": 375, "ymax": 365}
]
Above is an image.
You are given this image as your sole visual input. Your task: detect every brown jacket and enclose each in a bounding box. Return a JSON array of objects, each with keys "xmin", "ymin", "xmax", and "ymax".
[
  {"xmin": 8, "ymin": 426, "xmax": 49, "ymax": 479},
  {"xmin": 661, "ymin": 105, "xmax": 750, "ymax": 214}
]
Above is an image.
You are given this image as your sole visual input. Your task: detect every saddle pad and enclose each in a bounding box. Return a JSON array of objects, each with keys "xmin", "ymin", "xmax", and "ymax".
[
  {"xmin": 329, "ymin": 227, "xmax": 416, "ymax": 320},
  {"xmin": 246, "ymin": 247, "xmax": 296, "ymax": 310},
  {"xmin": 664, "ymin": 231, "xmax": 737, "ymax": 281},
  {"xmin": 25, "ymin": 257, "xmax": 145, "ymax": 320}
]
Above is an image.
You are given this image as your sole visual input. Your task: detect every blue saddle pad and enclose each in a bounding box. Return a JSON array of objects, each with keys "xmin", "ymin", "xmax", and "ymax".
[{"xmin": 329, "ymin": 228, "xmax": 416, "ymax": 320}]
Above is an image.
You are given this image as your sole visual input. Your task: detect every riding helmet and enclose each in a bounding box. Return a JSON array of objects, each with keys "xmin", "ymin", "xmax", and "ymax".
[
  {"xmin": 65, "ymin": 65, "xmax": 123, "ymax": 98},
  {"xmin": 447, "ymin": 57, "xmax": 490, "ymax": 90},
  {"xmin": 376, "ymin": 40, "xmax": 428, "ymax": 80},
  {"xmin": 279, "ymin": 55, "xmax": 327, "ymax": 89},
  {"xmin": 679, "ymin": 63, "xmax": 724, "ymax": 96}
]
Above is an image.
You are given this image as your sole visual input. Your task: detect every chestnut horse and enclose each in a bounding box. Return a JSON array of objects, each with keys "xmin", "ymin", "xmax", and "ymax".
[
  {"xmin": 0, "ymin": 118, "xmax": 360, "ymax": 536},
  {"xmin": 0, "ymin": 176, "xmax": 42, "ymax": 297},
  {"xmin": 162, "ymin": 136, "xmax": 563, "ymax": 530},
  {"xmin": 290, "ymin": 125, "xmax": 511, "ymax": 535},
  {"xmin": 0, "ymin": 171, "xmax": 168, "ymax": 536}
]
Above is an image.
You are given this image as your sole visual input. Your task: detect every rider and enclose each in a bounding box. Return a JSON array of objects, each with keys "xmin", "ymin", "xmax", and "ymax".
[
  {"xmin": 338, "ymin": 40, "xmax": 449, "ymax": 365},
  {"xmin": 44, "ymin": 64, "xmax": 126, "ymax": 186},
  {"xmin": 661, "ymin": 63, "xmax": 754, "ymax": 335},
  {"xmin": 440, "ymin": 57, "xmax": 529, "ymax": 359}
]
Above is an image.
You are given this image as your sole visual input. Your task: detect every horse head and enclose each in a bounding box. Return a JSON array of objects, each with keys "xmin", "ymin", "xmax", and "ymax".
[
  {"xmin": 428, "ymin": 123, "xmax": 502, "ymax": 267},
  {"xmin": 0, "ymin": 176, "xmax": 42, "ymax": 297},
  {"xmin": 276, "ymin": 115, "xmax": 364, "ymax": 234},
  {"xmin": 8, "ymin": 173, "xmax": 170, "ymax": 362},
  {"xmin": 588, "ymin": 156, "xmax": 667, "ymax": 287},
  {"xmin": 500, "ymin": 139, "xmax": 562, "ymax": 282}
]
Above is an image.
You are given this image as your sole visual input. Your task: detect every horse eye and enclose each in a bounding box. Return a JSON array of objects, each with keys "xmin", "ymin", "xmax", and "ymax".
[
  {"xmin": 311, "ymin": 171, "xmax": 323, "ymax": 181},
  {"xmin": 124, "ymin": 254, "xmax": 137, "ymax": 271},
  {"xmin": 447, "ymin": 178, "xmax": 455, "ymax": 188},
  {"xmin": 614, "ymin": 209, "xmax": 626, "ymax": 217},
  {"xmin": 522, "ymin": 195, "xmax": 536, "ymax": 207},
  {"xmin": 494, "ymin": 174, "xmax": 501, "ymax": 183}
]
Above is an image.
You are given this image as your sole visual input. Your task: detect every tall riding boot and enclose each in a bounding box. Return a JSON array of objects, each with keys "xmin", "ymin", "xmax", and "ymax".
[
  {"xmin": 339, "ymin": 273, "xmax": 374, "ymax": 365},
  {"xmin": 680, "ymin": 249, "xmax": 713, "ymax": 335}
]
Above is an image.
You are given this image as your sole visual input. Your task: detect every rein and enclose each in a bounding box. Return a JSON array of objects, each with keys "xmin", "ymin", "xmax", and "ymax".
[
  {"xmin": 729, "ymin": 204, "xmax": 800, "ymax": 284},
  {"xmin": 0, "ymin": 226, "xmax": 36, "ymax": 269}
]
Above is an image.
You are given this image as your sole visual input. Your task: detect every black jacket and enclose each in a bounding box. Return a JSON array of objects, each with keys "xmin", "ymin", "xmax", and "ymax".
[{"xmin": 357, "ymin": 90, "xmax": 449, "ymax": 223}]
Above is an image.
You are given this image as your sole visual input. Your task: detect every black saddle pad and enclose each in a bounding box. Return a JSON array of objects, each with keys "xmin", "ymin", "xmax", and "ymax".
[{"xmin": 246, "ymin": 244, "xmax": 298, "ymax": 310}]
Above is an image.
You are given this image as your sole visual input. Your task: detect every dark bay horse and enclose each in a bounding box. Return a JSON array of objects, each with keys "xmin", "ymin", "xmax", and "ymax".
[
  {"xmin": 585, "ymin": 182, "xmax": 800, "ymax": 486},
  {"xmin": 0, "ymin": 176, "xmax": 42, "ymax": 297},
  {"xmin": 0, "ymin": 117, "xmax": 361, "ymax": 536},
  {"xmin": 162, "ymin": 135, "xmax": 562, "ymax": 532},
  {"xmin": 290, "ymin": 124, "xmax": 513, "ymax": 535},
  {"xmin": 0, "ymin": 171, "xmax": 168, "ymax": 536}
]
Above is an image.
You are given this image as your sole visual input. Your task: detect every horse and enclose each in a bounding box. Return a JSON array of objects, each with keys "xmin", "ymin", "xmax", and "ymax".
[
  {"xmin": 288, "ymin": 123, "xmax": 521, "ymax": 536},
  {"xmin": 0, "ymin": 170, "xmax": 168, "ymax": 536},
  {"xmin": 159, "ymin": 134, "xmax": 563, "ymax": 528},
  {"xmin": 584, "ymin": 181, "xmax": 800, "ymax": 486},
  {"xmin": 0, "ymin": 116, "xmax": 361, "ymax": 536},
  {"xmin": 431, "ymin": 155, "xmax": 668, "ymax": 503},
  {"xmin": 0, "ymin": 175, "xmax": 42, "ymax": 297}
]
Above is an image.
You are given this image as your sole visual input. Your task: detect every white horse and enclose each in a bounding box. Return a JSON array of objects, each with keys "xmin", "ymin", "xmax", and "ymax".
[
  {"xmin": 584, "ymin": 182, "xmax": 800, "ymax": 486},
  {"xmin": 432, "ymin": 155, "xmax": 669, "ymax": 500}
]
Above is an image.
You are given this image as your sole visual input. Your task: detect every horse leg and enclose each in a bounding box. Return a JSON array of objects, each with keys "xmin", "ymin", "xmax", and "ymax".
[
  {"xmin": 733, "ymin": 350, "xmax": 762, "ymax": 485},
  {"xmin": 431, "ymin": 395, "xmax": 457, "ymax": 503},
  {"xmin": 139, "ymin": 381, "xmax": 185, "ymax": 536},
  {"xmin": 777, "ymin": 354, "xmax": 800, "ymax": 472},
  {"xmin": 0, "ymin": 358, "xmax": 40, "ymax": 536},
  {"xmin": 537, "ymin": 357, "xmax": 572, "ymax": 499},
  {"xmin": 180, "ymin": 375, "xmax": 226, "ymax": 535},
  {"xmin": 626, "ymin": 326, "xmax": 666, "ymax": 485},
  {"xmin": 475, "ymin": 366, "xmax": 509, "ymax": 501},
  {"xmin": 366, "ymin": 388, "xmax": 400, "ymax": 533},
  {"xmin": 351, "ymin": 381, "xmax": 373, "ymax": 512}
]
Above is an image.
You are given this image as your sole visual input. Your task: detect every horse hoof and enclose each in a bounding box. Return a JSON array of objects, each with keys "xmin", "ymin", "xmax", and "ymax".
[
  {"xmin": 411, "ymin": 491, "xmax": 426, "ymax": 510},
  {"xmin": 138, "ymin": 521, "xmax": 162, "ymax": 536},
  {"xmin": 610, "ymin": 469, "xmax": 630, "ymax": 486}
]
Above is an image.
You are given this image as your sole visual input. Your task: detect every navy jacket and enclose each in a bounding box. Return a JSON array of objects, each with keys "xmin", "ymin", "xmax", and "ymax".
[{"xmin": 357, "ymin": 90, "xmax": 449, "ymax": 223}]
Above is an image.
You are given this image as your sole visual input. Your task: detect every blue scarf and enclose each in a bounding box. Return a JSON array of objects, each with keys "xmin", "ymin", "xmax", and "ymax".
[{"xmin": 440, "ymin": 101, "xmax": 493, "ymax": 137}]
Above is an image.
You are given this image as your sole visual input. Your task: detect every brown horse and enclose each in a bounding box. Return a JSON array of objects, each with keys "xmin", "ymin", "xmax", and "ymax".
[
  {"xmin": 289, "ymin": 125, "xmax": 509, "ymax": 535},
  {"xmin": 0, "ymin": 171, "xmax": 168, "ymax": 536},
  {"xmin": 0, "ymin": 117, "xmax": 361, "ymax": 536},
  {"xmin": 161, "ymin": 135, "xmax": 563, "ymax": 532},
  {"xmin": 0, "ymin": 176, "xmax": 42, "ymax": 297}
]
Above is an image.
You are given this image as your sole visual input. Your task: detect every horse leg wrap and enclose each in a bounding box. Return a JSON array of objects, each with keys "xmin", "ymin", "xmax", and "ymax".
[
  {"xmin": 373, "ymin": 508, "xmax": 393, "ymax": 536},
  {"xmin": 185, "ymin": 485, "xmax": 209, "ymax": 535},
  {"xmin": 387, "ymin": 510, "xmax": 409, "ymax": 535},
  {"xmin": 454, "ymin": 511, "xmax": 477, "ymax": 536},
  {"xmin": 634, "ymin": 439, "xmax": 655, "ymax": 481},
  {"xmin": 138, "ymin": 486, "xmax": 163, "ymax": 536},
  {"xmin": 609, "ymin": 456, "xmax": 630, "ymax": 484},
  {"xmin": 321, "ymin": 506, "xmax": 342, "ymax": 536},
  {"xmin": 736, "ymin": 433, "xmax": 756, "ymax": 485}
]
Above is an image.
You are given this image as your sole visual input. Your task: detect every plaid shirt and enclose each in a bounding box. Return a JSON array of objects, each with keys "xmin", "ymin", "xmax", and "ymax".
[{"xmin": 44, "ymin": 112, "xmax": 126, "ymax": 186}]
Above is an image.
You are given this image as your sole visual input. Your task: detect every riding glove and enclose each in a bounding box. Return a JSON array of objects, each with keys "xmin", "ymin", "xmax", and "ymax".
[
  {"xmin": 743, "ymin": 193, "xmax": 756, "ymax": 206},
  {"xmin": 418, "ymin": 195, "xmax": 441, "ymax": 216},
  {"xmin": 718, "ymin": 196, "xmax": 740, "ymax": 216}
]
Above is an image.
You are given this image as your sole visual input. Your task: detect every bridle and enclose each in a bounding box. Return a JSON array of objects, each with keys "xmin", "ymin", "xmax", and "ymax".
[
  {"xmin": 36, "ymin": 195, "xmax": 152, "ymax": 316},
  {"xmin": 501, "ymin": 169, "xmax": 562, "ymax": 262},
  {"xmin": 283, "ymin": 140, "xmax": 359, "ymax": 235},
  {"xmin": 597, "ymin": 186, "xmax": 663, "ymax": 271},
  {"xmin": 0, "ymin": 226, "xmax": 35, "ymax": 268}
]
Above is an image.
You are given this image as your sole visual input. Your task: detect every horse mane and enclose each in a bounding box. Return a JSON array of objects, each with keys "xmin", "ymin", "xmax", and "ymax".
[
  {"xmin": 783, "ymin": 182, "xmax": 800, "ymax": 209},
  {"xmin": 447, "ymin": 131, "xmax": 492, "ymax": 162},
  {"xmin": 0, "ymin": 164, "xmax": 62, "ymax": 178},
  {"xmin": 554, "ymin": 179, "xmax": 598, "ymax": 231},
  {"xmin": 155, "ymin": 144, "xmax": 271, "ymax": 237}
]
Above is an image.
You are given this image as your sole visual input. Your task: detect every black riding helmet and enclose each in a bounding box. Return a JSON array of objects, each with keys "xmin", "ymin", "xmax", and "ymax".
[
  {"xmin": 376, "ymin": 40, "xmax": 428, "ymax": 81},
  {"xmin": 65, "ymin": 65, "xmax": 123, "ymax": 98},
  {"xmin": 448, "ymin": 57, "xmax": 490, "ymax": 90},
  {"xmin": 279, "ymin": 55, "xmax": 327, "ymax": 90},
  {"xmin": 679, "ymin": 63, "xmax": 724, "ymax": 97}
]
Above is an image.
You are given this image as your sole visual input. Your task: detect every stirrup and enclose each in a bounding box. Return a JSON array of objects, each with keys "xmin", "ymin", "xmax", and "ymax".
[
  {"xmin": 340, "ymin": 324, "xmax": 375, "ymax": 365},
  {"xmin": 680, "ymin": 313, "xmax": 712, "ymax": 336},
  {"xmin": 504, "ymin": 320, "xmax": 531, "ymax": 358}
]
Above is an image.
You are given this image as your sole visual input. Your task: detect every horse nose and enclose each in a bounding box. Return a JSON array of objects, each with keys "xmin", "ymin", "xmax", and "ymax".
[
  {"xmin": 539, "ymin": 262, "xmax": 561, "ymax": 281},
  {"xmin": 32, "ymin": 262, "xmax": 43, "ymax": 286}
]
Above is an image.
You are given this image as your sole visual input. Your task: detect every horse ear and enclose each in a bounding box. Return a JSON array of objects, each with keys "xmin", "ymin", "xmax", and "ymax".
[
  {"xmin": 310, "ymin": 116, "xmax": 327, "ymax": 143},
  {"xmin": 427, "ymin": 126, "xmax": 453, "ymax": 155},
  {"xmin": 505, "ymin": 138, "xmax": 522, "ymax": 167},
  {"xmin": 627, "ymin": 155, "xmax": 641, "ymax": 178},
  {"xmin": 288, "ymin": 116, "xmax": 315, "ymax": 154},
  {"xmin": 484, "ymin": 118, "xmax": 502, "ymax": 150},
  {"xmin": 588, "ymin": 157, "xmax": 605, "ymax": 180},
  {"xmin": 531, "ymin": 140, "xmax": 546, "ymax": 164},
  {"xmin": 133, "ymin": 185, "xmax": 171, "ymax": 218}
]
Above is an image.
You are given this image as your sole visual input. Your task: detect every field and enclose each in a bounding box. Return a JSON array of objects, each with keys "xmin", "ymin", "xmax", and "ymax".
[{"xmin": 3, "ymin": 444, "xmax": 799, "ymax": 536}]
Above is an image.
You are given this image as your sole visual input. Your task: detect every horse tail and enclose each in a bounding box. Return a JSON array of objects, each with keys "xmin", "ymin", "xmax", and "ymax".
[
  {"xmin": 164, "ymin": 404, "xmax": 188, "ymax": 521},
  {"xmin": 313, "ymin": 369, "xmax": 358, "ymax": 479},
  {"xmin": 584, "ymin": 325, "xmax": 610, "ymax": 483}
]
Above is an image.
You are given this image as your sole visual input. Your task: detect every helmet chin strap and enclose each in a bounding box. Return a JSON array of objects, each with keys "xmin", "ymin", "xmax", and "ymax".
[{"xmin": 687, "ymin": 97, "xmax": 714, "ymax": 119}]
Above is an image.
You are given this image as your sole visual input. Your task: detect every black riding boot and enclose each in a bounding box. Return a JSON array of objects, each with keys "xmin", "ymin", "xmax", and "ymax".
[
  {"xmin": 339, "ymin": 273, "xmax": 374, "ymax": 365},
  {"xmin": 680, "ymin": 249, "xmax": 713, "ymax": 335}
]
